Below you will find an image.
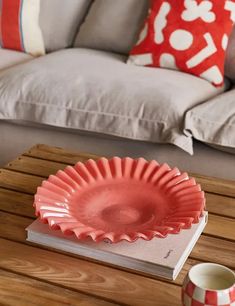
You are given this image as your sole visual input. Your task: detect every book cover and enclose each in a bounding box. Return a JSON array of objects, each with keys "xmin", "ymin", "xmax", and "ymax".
[{"xmin": 26, "ymin": 212, "xmax": 208, "ymax": 280}]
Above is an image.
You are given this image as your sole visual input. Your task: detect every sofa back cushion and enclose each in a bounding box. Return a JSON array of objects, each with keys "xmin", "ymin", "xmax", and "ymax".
[
  {"xmin": 74, "ymin": 0, "xmax": 150, "ymax": 54},
  {"xmin": 225, "ymin": 26, "xmax": 235, "ymax": 81},
  {"xmin": 39, "ymin": 0, "xmax": 92, "ymax": 52}
]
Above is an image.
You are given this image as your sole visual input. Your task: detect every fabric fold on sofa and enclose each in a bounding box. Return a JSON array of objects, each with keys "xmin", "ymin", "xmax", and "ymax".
[{"xmin": 0, "ymin": 49, "xmax": 224, "ymax": 155}]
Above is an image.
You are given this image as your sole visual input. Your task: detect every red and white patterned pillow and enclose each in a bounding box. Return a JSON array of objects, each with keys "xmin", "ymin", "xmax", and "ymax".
[
  {"xmin": 128, "ymin": 0, "xmax": 235, "ymax": 86},
  {"xmin": 0, "ymin": 0, "xmax": 45, "ymax": 56}
]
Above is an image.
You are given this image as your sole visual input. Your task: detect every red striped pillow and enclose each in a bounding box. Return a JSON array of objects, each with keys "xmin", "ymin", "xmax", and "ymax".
[{"xmin": 0, "ymin": 0, "xmax": 45, "ymax": 56}]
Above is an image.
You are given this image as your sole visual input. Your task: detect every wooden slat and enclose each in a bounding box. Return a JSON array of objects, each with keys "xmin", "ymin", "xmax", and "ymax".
[
  {"xmin": 204, "ymin": 214, "xmax": 235, "ymax": 241},
  {"xmin": 205, "ymin": 193, "xmax": 235, "ymax": 218},
  {"xmin": 190, "ymin": 235, "xmax": 235, "ymax": 269},
  {"xmin": 5, "ymin": 156, "xmax": 68, "ymax": 177},
  {"xmin": 0, "ymin": 211, "xmax": 234, "ymax": 277},
  {"xmin": 0, "ymin": 211, "xmax": 31, "ymax": 240},
  {"xmin": 0, "ymin": 238, "xmax": 181, "ymax": 306},
  {"xmin": 0, "ymin": 169, "xmax": 43, "ymax": 194},
  {"xmin": 190, "ymin": 172, "xmax": 235, "ymax": 198},
  {"xmin": 0, "ymin": 269, "xmax": 113, "ymax": 306},
  {"xmin": 25, "ymin": 144, "xmax": 235, "ymax": 197},
  {"xmin": 25, "ymin": 144, "xmax": 99, "ymax": 165},
  {"xmin": 0, "ymin": 188, "xmax": 34, "ymax": 217}
]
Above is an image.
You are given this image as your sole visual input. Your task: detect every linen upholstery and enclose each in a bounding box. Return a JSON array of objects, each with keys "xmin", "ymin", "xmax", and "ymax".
[
  {"xmin": 184, "ymin": 88, "xmax": 235, "ymax": 154},
  {"xmin": 0, "ymin": 49, "xmax": 224, "ymax": 154},
  {"xmin": 225, "ymin": 26, "xmax": 235, "ymax": 81},
  {"xmin": 39, "ymin": 0, "xmax": 92, "ymax": 52},
  {"xmin": 0, "ymin": 49, "xmax": 33, "ymax": 71},
  {"xmin": 74, "ymin": 0, "xmax": 150, "ymax": 54}
]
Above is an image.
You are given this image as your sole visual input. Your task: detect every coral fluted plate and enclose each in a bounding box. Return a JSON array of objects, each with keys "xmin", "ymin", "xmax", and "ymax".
[{"xmin": 34, "ymin": 157, "xmax": 205, "ymax": 243}]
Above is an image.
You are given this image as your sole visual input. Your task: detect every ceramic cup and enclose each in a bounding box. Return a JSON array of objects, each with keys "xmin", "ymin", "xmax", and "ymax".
[{"xmin": 182, "ymin": 263, "xmax": 235, "ymax": 306}]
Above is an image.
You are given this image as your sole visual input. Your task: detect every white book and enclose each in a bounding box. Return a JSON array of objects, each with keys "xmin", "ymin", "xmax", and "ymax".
[{"xmin": 26, "ymin": 212, "xmax": 208, "ymax": 280}]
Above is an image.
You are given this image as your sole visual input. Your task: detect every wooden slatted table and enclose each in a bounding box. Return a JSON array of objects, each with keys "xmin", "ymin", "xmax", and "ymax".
[{"xmin": 0, "ymin": 144, "xmax": 234, "ymax": 306}]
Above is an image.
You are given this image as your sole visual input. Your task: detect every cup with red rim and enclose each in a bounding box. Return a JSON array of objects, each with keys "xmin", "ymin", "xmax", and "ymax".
[{"xmin": 182, "ymin": 263, "xmax": 235, "ymax": 306}]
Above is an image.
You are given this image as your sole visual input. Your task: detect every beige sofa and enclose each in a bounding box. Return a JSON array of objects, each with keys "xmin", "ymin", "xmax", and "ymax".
[{"xmin": 0, "ymin": 0, "xmax": 234, "ymax": 180}]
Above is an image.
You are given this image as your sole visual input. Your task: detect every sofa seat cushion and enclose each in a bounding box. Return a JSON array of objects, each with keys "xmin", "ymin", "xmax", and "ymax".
[
  {"xmin": 184, "ymin": 88, "xmax": 235, "ymax": 154},
  {"xmin": 0, "ymin": 49, "xmax": 33, "ymax": 71},
  {"xmin": 0, "ymin": 48, "xmax": 224, "ymax": 154}
]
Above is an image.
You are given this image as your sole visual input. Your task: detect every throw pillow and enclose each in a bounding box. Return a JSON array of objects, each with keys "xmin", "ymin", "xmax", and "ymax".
[
  {"xmin": 128, "ymin": 0, "xmax": 235, "ymax": 87},
  {"xmin": 0, "ymin": 0, "xmax": 45, "ymax": 56}
]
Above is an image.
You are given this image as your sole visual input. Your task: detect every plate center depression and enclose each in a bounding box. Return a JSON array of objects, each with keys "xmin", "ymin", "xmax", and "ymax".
[
  {"xmin": 101, "ymin": 204, "xmax": 145, "ymax": 225},
  {"xmin": 70, "ymin": 180, "xmax": 169, "ymax": 231}
]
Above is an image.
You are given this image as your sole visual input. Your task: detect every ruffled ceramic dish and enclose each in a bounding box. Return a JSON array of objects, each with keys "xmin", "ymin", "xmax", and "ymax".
[{"xmin": 34, "ymin": 157, "xmax": 205, "ymax": 243}]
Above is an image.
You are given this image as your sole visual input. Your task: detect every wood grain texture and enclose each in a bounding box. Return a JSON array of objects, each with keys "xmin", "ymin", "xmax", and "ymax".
[
  {"xmin": 5, "ymin": 156, "xmax": 68, "ymax": 178},
  {"xmin": 190, "ymin": 235, "xmax": 235, "ymax": 270},
  {"xmin": 190, "ymin": 172, "xmax": 235, "ymax": 197},
  {"xmin": 0, "ymin": 269, "xmax": 114, "ymax": 306},
  {"xmin": 0, "ymin": 169, "xmax": 43, "ymax": 194},
  {"xmin": 204, "ymin": 214, "xmax": 235, "ymax": 241},
  {"xmin": 25, "ymin": 144, "xmax": 99, "ymax": 164},
  {"xmin": 0, "ymin": 238, "xmax": 181, "ymax": 306},
  {"xmin": 205, "ymin": 193, "xmax": 235, "ymax": 218},
  {"xmin": 0, "ymin": 188, "xmax": 34, "ymax": 217}
]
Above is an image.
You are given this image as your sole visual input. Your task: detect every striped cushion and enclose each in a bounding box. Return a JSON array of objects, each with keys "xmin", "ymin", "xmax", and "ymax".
[{"xmin": 0, "ymin": 0, "xmax": 45, "ymax": 56}]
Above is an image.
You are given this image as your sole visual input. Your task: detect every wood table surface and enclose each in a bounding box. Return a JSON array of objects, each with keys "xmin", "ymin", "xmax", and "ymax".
[{"xmin": 0, "ymin": 144, "xmax": 234, "ymax": 306}]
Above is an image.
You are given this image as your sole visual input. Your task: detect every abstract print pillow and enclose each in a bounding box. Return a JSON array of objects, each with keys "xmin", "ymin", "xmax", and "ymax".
[
  {"xmin": 128, "ymin": 0, "xmax": 235, "ymax": 86},
  {"xmin": 0, "ymin": 0, "xmax": 45, "ymax": 56}
]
